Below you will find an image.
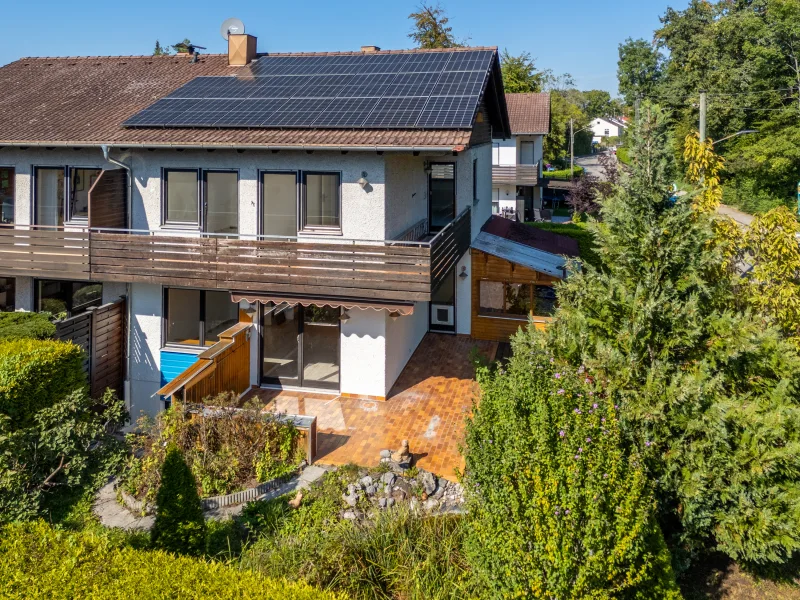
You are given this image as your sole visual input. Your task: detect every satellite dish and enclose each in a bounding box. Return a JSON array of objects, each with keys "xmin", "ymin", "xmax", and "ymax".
[{"xmin": 220, "ymin": 18, "xmax": 245, "ymax": 40}]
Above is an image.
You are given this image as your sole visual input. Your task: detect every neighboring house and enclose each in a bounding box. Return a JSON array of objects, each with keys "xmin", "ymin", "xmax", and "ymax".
[
  {"xmin": 490, "ymin": 92, "xmax": 550, "ymax": 221},
  {"xmin": 0, "ymin": 33, "xmax": 512, "ymax": 417},
  {"xmin": 590, "ymin": 116, "xmax": 627, "ymax": 145}
]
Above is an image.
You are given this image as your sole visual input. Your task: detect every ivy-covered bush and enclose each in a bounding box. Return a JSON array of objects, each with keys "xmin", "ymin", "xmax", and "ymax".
[
  {"xmin": 0, "ymin": 312, "xmax": 56, "ymax": 341},
  {"xmin": 122, "ymin": 393, "xmax": 304, "ymax": 505},
  {"xmin": 151, "ymin": 446, "xmax": 206, "ymax": 555},
  {"xmin": 0, "ymin": 520, "xmax": 342, "ymax": 599},
  {"xmin": 0, "ymin": 338, "xmax": 85, "ymax": 428},
  {"xmin": 464, "ymin": 332, "xmax": 681, "ymax": 599}
]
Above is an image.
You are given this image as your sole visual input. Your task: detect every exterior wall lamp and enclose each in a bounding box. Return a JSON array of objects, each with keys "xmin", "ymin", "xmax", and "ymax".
[
  {"xmin": 358, "ymin": 171, "xmax": 369, "ymax": 188},
  {"xmin": 389, "ymin": 311, "xmax": 400, "ymax": 321},
  {"xmin": 340, "ymin": 310, "xmax": 351, "ymax": 323},
  {"xmin": 459, "ymin": 266, "xmax": 468, "ymax": 280}
]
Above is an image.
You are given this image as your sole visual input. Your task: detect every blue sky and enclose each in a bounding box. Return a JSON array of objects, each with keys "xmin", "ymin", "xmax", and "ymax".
[{"xmin": 1, "ymin": 0, "xmax": 676, "ymax": 95}]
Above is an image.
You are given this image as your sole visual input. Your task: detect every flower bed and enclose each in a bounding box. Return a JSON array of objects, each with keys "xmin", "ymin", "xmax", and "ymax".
[{"xmin": 120, "ymin": 393, "xmax": 304, "ymax": 508}]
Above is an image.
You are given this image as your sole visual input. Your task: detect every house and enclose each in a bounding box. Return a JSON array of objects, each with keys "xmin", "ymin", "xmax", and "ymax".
[
  {"xmin": 590, "ymin": 116, "xmax": 627, "ymax": 145},
  {"xmin": 470, "ymin": 216, "xmax": 578, "ymax": 342},
  {"xmin": 0, "ymin": 32, "xmax": 512, "ymax": 417},
  {"xmin": 490, "ymin": 92, "xmax": 550, "ymax": 221}
]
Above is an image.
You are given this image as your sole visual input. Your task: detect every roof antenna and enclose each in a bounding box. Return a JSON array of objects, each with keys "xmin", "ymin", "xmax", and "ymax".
[{"xmin": 173, "ymin": 41, "xmax": 207, "ymax": 62}]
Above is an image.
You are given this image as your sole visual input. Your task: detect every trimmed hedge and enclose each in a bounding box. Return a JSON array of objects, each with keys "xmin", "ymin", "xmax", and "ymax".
[
  {"xmin": 0, "ymin": 339, "xmax": 86, "ymax": 427},
  {"xmin": 0, "ymin": 521, "xmax": 342, "ymax": 600},
  {"xmin": 525, "ymin": 221, "xmax": 602, "ymax": 270},
  {"xmin": 542, "ymin": 165, "xmax": 584, "ymax": 180},
  {"xmin": 0, "ymin": 312, "xmax": 55, "ymax": 341},
  {"xmin": 617, "ymin": 146, "xmax": 631, "ymax": 165}
]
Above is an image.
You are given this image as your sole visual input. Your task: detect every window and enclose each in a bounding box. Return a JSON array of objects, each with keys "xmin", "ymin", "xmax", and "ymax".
[
  {"xmin": 35, "ymin": 280, "xmax": 102, "ymax": 317},
  {"xmin": 473, "ymin": 158, "xmax": 479, "ymax": 205},
  {"xmin": 35, "ymin": 167, "xmax": 65, "ymax": 226},
  {"xmin": 164, "ymin": 288, "xmax": 238, "ymax": 347},
  {"xmin": 302, "ymin": 172, "xmax": 340, "ymax": 230},
  {"xmin": 204, "ymin": 171, "xmax": 238, "ymax": 235},
  {"xmin": 429, "ymin": 163, "xmax": 456, "ymax": 232},
  {"xmin": 478, "ymin": 281, "xmax": 556, "ymax": 319},
  {"xmin": 68, "ymin": 168, "xmax": 101, "ymax": 221},
  {"xmin": 0, "ymin": 168, "xmax": 13, "ymax": 225},
  {"xmin": 604, "ymin": 129, "xmax": 610, "ymax": 136},
  {"xmin": 0, "ymin": 277, "xmax": 14, "ymax": 312},
  {"xmin": 261, "ymin": 172, "xmax": 297, "ymax": 236},
  {"xmin": 164, "ymin": 169, "xmax": 199, "ymax": 225}
]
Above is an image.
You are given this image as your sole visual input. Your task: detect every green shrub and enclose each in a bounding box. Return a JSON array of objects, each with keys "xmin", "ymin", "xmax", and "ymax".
[
  {"xmin": 525, "ymin": 221, "xmax": 602, "ymax": 269},
  {"xmin": 0, "ymin": 312, "xmax": 55, "ymax": 341},
  {"xmin": 0, "ymin": 520, "xmax": 341, "ymax": 599},
  {"xmin": 0, "ymin": 338, "xmax": 85, "ymax": 428},
  {"xmin": 617, "ymin": 146, "xmax": 631, "ymax": 165},
  {"xmin": 543, "ymin": 165, "xmax": 585, "ymax": 180},
  {"xmin": 463, "ymin": 333, "xmax": 681, "ymax": 599},
  {"xmin": 151, "ymin": 445, "xmax": 206, "ymax": 556}
]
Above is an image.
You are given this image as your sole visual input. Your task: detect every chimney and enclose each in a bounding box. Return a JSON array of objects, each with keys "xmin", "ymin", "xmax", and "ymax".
[
  {"xmin": 360, "ymin": 45, "xmax": 381, "ymax": 53},
  {"xmin": 228, "ymin": 34, "xmax": 257, "ymax": 66}
]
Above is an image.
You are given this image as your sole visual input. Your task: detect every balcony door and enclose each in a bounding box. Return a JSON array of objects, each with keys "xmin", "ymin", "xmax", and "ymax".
[
  {"xmin": 429, "ymin": 163, "xmax": 455, "ymax": 232},
  {"xmin": 261, "ymin": 303, "xmax": 340, "ymax": 390}
]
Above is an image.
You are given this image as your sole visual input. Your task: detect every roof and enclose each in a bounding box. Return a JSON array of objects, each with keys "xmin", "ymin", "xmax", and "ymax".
[
  {"xmin": 594, "ymin": 116, "xmax": 627, "ymax": 129},
  {"xmin": 0, "ymin": 48, "xmax": 510, "ymax": 150},
  {"xmin": 473, "ymin": 217, "xmax": 579, "ymax": 279},
  {"xmin": 505, "ymin": 93, "xmax": 550, "ymax": 135}
]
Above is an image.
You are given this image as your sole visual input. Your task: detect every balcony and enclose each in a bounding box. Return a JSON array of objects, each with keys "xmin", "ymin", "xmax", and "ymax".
[
  {"xmin": 0, "ymin": 208, "xmax": 470, "ymax": 303},
  {"xmin": 492, "ymin": 162, "xmax": 540, "ymax": 186}
]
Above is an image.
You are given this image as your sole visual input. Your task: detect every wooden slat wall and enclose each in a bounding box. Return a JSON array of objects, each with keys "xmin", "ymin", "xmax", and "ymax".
[
  {"xmin": 469, "ymin": 103, "xmax": 493, "ymax": 146},
  {"xmin": 90, "ymin": 298, "xmax": 126, "ymax": 397},
  {"xmin": 183, "ymin": 324, "xmax": 252, "ymax": 404},
  {"xmin": 88, "ymin": 169, "xmax": 127, "ymax": 229},
  {"xmin": 55, "ymin": 312, "xmax": 92, "ymax": 376},
  {"xmin": 0, "ymin": 228, "xmax": 91, "ymax": 280},
  {"xmin": 470, "ymin": 249, "xmax": 557, "ymax": 342},
  {"xmin": 492, "ymin": 164, "xmax": 540, "ymax": 186}
]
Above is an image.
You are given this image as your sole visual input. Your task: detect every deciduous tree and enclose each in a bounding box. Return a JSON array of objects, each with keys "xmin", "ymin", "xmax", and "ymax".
[{"xmin": 407, "ymin": 4, "xmax": 462, "ymax": 49}]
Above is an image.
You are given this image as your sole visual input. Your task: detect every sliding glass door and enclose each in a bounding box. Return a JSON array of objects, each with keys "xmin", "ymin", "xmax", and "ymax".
[
  {"xmin": 429, "ymin": 163, "xmax": 455, "ymax": 232},
  {"xmin": 261, "ymin": 172, "xmax": 297, "ymax": 236},
  {"xmin": 261, "ymin": 304, "xmax": 340, "ymax": 390}
]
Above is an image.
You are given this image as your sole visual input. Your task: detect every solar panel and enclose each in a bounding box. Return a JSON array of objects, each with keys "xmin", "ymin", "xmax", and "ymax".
[{"xmin": 124, "ymin": 49, "xmax": 495, "ymax": 129}]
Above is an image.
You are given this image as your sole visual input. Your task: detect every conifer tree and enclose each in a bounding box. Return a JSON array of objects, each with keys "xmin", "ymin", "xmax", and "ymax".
[{"xmin": 151, "ymin": 445, "xmax": 206, "ymax": 556}]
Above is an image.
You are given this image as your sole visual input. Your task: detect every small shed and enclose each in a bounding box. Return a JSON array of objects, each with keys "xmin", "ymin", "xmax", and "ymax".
[{"xmin": 470, "ymin": 216, "xmax": 579, "ymax": 342}]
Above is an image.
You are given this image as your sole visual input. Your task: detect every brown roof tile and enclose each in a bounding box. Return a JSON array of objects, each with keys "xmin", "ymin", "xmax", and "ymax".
[
  {"xmin": 0, "ymin": 51, "xmax": 488, "ymax": 149},
  {"xmin": 481, "ymin": 215, "xmax": 579, "ymax": 257},
  {"xmin": 505, "ymin": 92, "xmax": 550, "ymax": 135}
]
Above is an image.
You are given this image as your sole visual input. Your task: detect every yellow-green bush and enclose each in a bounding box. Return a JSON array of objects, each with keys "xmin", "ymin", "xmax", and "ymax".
[
  {"xmin": 0, "ymin": 521, "xmax": 342, "ymax": 600},
  {"xmin": 0, "ymin": 339, "xmax": 86, "ymax": 427},
  {"xmin": 0, "ymin": 312, "xmax": 55, "ymax": 341}
]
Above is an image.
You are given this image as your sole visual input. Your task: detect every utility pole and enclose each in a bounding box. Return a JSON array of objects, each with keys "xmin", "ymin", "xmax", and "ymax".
[
  {"xmin": 569, "ymin": 118, "xmax": 574, "ymax": 180},
  {"xmin": 699, "ymin": 90, "xmax": 707, "ymax": 142}
]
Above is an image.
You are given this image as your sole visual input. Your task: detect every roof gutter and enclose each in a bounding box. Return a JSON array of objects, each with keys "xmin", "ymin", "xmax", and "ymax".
[{"xmin": 1, "ymin": 141, "xmax": 463, "ymax": 153}]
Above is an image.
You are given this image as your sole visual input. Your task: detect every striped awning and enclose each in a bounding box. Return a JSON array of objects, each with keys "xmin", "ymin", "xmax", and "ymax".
[{"xmin": 230, "ymin": 293, "xmax": 414, "ymax": 316}]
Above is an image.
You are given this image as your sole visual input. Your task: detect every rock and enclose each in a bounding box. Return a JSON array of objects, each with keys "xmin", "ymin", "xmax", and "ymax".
[
  {"xmin": 380, "ymin": 449, "xmax": 392, "ymax": 459},
  {"xmin": 391, "ymin": 439, "xmax": 412, "ymax": 466},
  {"xmin": 387, "ymin": 497, "xmax": 396, "ymax": 508},
  {"xmin": 343, "ymin": 510, "xmax": 358, "ymax": 520},
  {"xmin": 365, "ymin": 485, "xmax": 377, "ymax": 497},
  {"xmin": 347, "ymin": 484, "xmax": 357, "ymax": 495},
  {"xmin": 394, "ymin": 478, "xmax": 412, "ymax": 497},
  {"xmin": 381, "ymin": 472, "xmax": 396, "ymax": 487},
  {"xmin": 421, "ymin": 471, "xmax": 437, "ymax": 495},
  {"xmin": 287, "ymin": 491, "xmax": 303, "ymax": 509},
  {"xmin": 433, "ymin": 485, "xmax": 445, "ymax": 500},
  {"xmin": 360, "ymin": 475, "xmax": 374, "ymax": 487},
  {"xmin": 342, "ymin": 492, "xmax": 358, "ymax": 507},
  {"xmin": 378, "ymin": 497, "xmax": 387, "ymax": 508},
  {"xmin": 391, "ymin": 488, "xmax": 407, "ymax": 502},
  {"xmin": 409, "ymin": 498, "xmax": 419, "ymax": 511},
  {"xmin": 423, "ymin": 498, "xmax": 439, "ymax": 511}
]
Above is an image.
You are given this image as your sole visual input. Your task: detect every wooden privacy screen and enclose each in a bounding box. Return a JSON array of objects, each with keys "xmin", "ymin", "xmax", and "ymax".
[
  {"xmin": 0, "ymin": 228, "xmax": 91, "ymax": 280},
  {"xmin": 53, "ymin": 297, "xmax": 127, "ymax": 398},
  {"xmin": 88, "ymin": 168, "xmax": 127, "ymax": 229}
]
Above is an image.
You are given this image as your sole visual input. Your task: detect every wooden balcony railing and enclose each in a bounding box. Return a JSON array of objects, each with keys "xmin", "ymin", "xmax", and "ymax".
[
  {"xmin": 0, "ymin": 209, "xmax": 472, "ymax": 303},
  {"xmin": 492, "ymin": 163, "xmax": 540, "ymax": 186}
]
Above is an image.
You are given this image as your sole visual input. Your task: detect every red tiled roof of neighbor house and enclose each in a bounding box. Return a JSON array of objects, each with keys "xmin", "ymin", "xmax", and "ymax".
[
  {"xmin": 505, "ymin": 92, "xmax": 551, "ymax": 135},
  {"xmin": 0, "ymin": 51, "xmax": 495, "ymax": 149},
  {"xmin": 481, "ymin": 215, "xmax": 579, "ymax": 257}
]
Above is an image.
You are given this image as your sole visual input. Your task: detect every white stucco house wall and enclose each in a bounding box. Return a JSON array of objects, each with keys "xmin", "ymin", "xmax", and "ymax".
[
  {"xmin": 590, "ymin": 116, "xmax": 627, "ymax": 144},
  {"xmin": 0, "ymin": 37, "xmax": 511, "ymax": 419},
  {"xmin": 491, "ymin": 93, "xmax": 550, "ymax": 220}
]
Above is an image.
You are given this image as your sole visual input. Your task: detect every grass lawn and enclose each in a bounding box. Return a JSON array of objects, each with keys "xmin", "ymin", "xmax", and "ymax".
[
  {"xmin": 525, "ymin": 221, "xmax": 602, "ymax": 270},
  {"xmin": 679, "ymin": 554, "xmax": 800, "ymax": 600}
]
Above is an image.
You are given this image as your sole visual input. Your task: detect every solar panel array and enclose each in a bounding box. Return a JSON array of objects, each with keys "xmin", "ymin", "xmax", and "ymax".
[{"xmin": 124, "ymin": 50, "xmax": 494, "ymax": 129}]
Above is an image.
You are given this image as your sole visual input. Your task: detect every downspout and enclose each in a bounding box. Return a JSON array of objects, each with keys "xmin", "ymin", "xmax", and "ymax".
[{"xmin": 101, "ymin": 145, "xmax": 134, "ymax": 418}]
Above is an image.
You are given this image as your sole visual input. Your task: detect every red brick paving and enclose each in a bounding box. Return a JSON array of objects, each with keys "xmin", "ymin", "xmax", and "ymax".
[{"xmin": 244, "ymin": 333, "xmax": 497, "ymax": 480}]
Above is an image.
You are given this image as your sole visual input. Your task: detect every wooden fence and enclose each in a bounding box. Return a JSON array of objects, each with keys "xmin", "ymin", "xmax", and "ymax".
[{"xmin": 53, "ymin": 297, "xmax": 127, "ymax": 398}]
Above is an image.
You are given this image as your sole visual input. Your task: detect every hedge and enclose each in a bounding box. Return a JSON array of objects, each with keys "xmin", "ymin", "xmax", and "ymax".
[
  {"xmin": 542, "ymin": 165, "xmax": 584, "ymax": 180},
  {"xmin": 617, "ymin": 146, "xmax": 631, "ymax": 165},
  {"xmin": 0, "ymin": 521, "xmax": 342, "ymax": 600},
  {"xmin": 0, "ymin": 312, "xmax": 55, "ymax": 341},
  {"xmin": 525, "ymin": 221, "xmax": 602, "ymax": 270},
  {"xmin": 0, "ymin": 339, "xmax": 86, "ymax": 427}
]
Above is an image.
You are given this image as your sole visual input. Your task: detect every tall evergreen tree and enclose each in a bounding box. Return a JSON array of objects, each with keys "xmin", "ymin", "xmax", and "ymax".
[{"xmin": 551, "ymin": 105, "xmax": 800, "ymax": 564}]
